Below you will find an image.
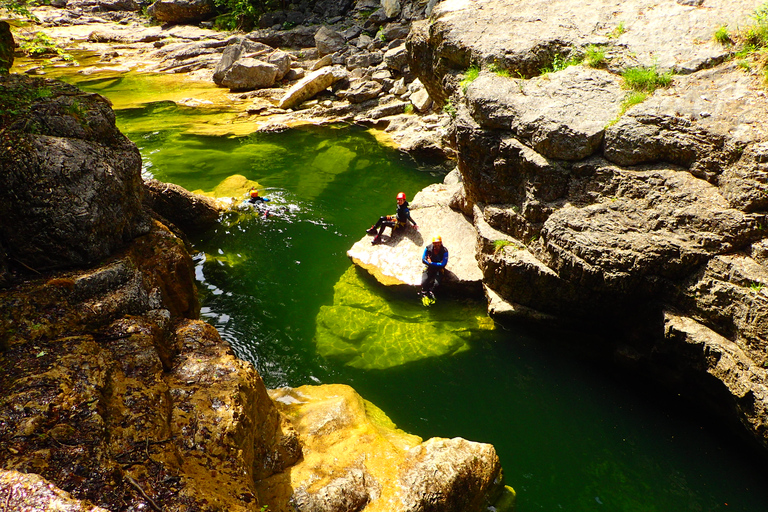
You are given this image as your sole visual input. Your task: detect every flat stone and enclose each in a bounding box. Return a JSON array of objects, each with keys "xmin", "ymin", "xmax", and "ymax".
[{"xmin": 347, "ymin": 180, "xmax": 483, "ymax": 293}]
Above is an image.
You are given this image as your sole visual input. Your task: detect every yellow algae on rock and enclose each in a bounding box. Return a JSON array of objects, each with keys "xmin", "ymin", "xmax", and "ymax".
[
  {"xmin": 192, "ymin": 173, "xmax": 264, "ymax": 200},
  {"xmin": 315, "ymin": 266, "xmax": 493, "ymax": 369},
  {"xmin": 261, "ymin": 383, "xmax": 509, "ymax": 512}
]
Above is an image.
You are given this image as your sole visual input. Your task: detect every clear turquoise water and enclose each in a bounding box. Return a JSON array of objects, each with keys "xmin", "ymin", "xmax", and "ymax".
[{"xmin": 33, "ymin": 67, "xmax": 768, "ymax": 511}]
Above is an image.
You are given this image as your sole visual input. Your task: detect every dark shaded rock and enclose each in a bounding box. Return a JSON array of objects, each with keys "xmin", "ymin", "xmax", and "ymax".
[
  {"xmin": 247, "ymin": 25, "xmax": 318, "ymax": 49},
  {"xmin": 720, "ymin": 142, "xmax": 768, "ymax": 213},
  {"xmin": 380, "ymin": 21, "xmax": 410, "ymax": 41},
  {"xmin": 346, "ymin": 50, "xmax": 383, "ymax": 70},
  {"xmin": 0, "ymin": 75, "xmax": 150, "ymax": 273},
  {"xmin": 0, "ymin": 21, "xmax": 13, "ymax": 73},
  {"xmin": 143, "ymin": 179, "xmax": 223, "ymax": 234},
  {"xmin": 315, "ymin": 25, "xmax": 346, "ymax": 56},
  {"xmin": 147, "ymin": 0, "xmax": 216, "ymax": 24}
]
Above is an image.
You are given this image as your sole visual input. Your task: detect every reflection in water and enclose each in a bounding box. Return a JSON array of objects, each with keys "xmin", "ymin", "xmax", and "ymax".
[{"xmin": 316, "ymin": 266, "xmax": 492, "ymax": 369}]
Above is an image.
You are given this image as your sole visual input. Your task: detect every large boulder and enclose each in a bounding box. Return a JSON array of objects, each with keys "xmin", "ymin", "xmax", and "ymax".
[
  {"xmin": 347, "ymin": 176, "xmax": 483, "ymax": 293},
  {"xmin": 220, "ymin": 58, "xmax": 279, "ymax": 91},
  {"xmin": 213, "ymin": 37, "xmax": 273, "ymax": 86},
  {"xmin": 0, "ymin": 75, "xmax": 151, "ymax": 274},
  {"xmin": 147, "ymin": 0, "xmax": 216, "ymax": 24}
]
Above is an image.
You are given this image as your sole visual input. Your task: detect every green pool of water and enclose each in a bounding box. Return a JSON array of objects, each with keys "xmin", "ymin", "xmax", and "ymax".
[{"xmin": 24, "ymin": 63, "xmax": 768, "ymax": 511}]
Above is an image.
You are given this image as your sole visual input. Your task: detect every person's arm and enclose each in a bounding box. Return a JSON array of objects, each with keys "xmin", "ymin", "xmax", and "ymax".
[
  {"xmin": 407, "ymin": 210, "xmax": 417, "ymax": 228},
  {"xmin": 422, "ymin": 247, "xmax": 430, "ymax": 265},
  {"xmin": 434, "ymin": 249, "xmax": 448, "ymax": 268}
]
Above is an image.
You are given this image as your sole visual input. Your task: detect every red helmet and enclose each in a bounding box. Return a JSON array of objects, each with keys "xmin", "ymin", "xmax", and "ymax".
[{"xmin": 396, "ymin": 192, "xmax": 406, "ymax": 200}]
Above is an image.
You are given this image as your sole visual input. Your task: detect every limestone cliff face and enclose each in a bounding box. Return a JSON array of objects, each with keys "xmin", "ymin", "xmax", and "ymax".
[
  {"xmin": 0, "ymin": 74, "xmax": 508, "ymax": 511},
  {"xmin": 407, "ymin": 0, "xmax": 768, "ymax": 451}
]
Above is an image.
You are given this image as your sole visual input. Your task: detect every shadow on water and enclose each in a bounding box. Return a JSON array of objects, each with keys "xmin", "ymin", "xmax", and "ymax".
[{"xmin": 28, "ymin": 61, "xmax": 768, "ymax": 511}]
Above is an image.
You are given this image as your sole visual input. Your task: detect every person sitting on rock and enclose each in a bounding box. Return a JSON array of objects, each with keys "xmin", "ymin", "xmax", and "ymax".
[
  {"xmin": 420, "ymin": 235, "xmax": 448, "ymax": 306},
  {"xmin": 366, "ymin": 191, "xmax": 418, "ymax": 245}
]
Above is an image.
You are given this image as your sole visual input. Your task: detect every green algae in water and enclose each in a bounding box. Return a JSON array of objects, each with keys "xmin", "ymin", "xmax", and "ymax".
[{"xmin": 315, "ymin": 266, "xmax": 493, "ymax": 369}]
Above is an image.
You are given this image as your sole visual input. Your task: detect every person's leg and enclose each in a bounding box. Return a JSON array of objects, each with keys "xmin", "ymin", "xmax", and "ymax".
[{"xmin": 368, "ymin": 216, "xmax": 388, "ymax": 234}]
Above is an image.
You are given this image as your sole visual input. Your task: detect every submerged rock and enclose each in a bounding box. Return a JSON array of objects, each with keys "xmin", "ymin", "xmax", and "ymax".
[{"xmin": 315, "ymin": 265, "xmax": 493, "ymax": 369}]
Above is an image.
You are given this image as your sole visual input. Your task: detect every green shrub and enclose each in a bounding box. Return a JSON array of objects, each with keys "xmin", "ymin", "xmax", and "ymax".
[
  {"xmin": 493, "ymin": 240, "xmax": 520, "ymax": 254},
  {"xmin": 19, "ymin": 32, "xmax": 75, "ymax": 62},
  {"xmin": 584, "ymin": 45, "xmax": 606, "ymax": 68},
  {"xmin": 403, "ymin": 103, "xmax": 414, "ymax": 114},
  {"xmin": 443, "ymin": 100, "xmax": 456, "ymax": 118},
  {"xmin": 621, "ymin": 65, "xmax": 673, "ymax": 92},
  {"xmin": 714, "ymin": 25, "xmax": 731, "ymax": 45},
  {"xmin": 540, "ymin": 53, "xmax": 582, "ymax": 75},
  {"xmin": 460, "ymin": 66, "xmax": 479, "ymax": 93},
  {"xmin": 211, "ymin": 0, "xmax": 285, "ymax": 31}
]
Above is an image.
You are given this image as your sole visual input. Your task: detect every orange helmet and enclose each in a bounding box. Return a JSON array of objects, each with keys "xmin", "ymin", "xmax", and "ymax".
[
  {"xmin": 432, "ymin": 236, "xmax": 442, "ymax": 244},
  {"xmin": 250, "ymin": 189, "xmax": 259, "ymax": 198},
  {"xmin": 396, "ymin": 192, "xmax": 406, "ymax": 200}
]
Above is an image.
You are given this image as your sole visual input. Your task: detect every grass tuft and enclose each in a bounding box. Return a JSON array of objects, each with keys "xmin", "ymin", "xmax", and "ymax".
[
  {"xmin": 621, "ymin": 65, "xmax": 673, "ymax": 92},
  {"xmin": 540, "ymin": 53, "xmax": 583, "ymax": 75},
  {"xmin": 460, "ymin": 66, "xmax": 480, "ymax": 93},
  {"xmin": 584, "ymin": 45, "xmax": 606, "ymax": 68},
  {"xmin": 714, "ymin": 25, "xmax": 731, "ymax": 45}
]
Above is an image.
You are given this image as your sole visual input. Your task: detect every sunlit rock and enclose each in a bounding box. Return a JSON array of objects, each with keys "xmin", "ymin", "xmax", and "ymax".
[
  {"xmin": 260, "ymin": 383, "xmax": 513, "ymax": 512},
  {"xmin": 191, "ymin": 173, "xmax": 265, "ymax": 201},
  {"xmin": 0, "ymin": 470, "xmax": 109, "ymax": 512},
  {"xmin": 315, "ymin": 266, "xmax": 493, "ymax": 369},
  {"xmin": 347, "ymin": 177, "xmax": 483, "ymax": 293},
  {"xmin": 278, "ymin": 65, "xmax": 349, "ymax": 109}
]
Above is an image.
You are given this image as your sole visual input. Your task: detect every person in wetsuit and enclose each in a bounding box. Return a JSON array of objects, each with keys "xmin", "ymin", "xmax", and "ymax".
[
  {"xmin": 420, "ymin": 235, "xmax": 448, "ymax": 305},
  {"xmin": 366, "ymin": 191, "xmax": 418, "ymax": 245},
  {"xmin": 246, "ymin": 187, "xmax": 270, "ymax": 205}
]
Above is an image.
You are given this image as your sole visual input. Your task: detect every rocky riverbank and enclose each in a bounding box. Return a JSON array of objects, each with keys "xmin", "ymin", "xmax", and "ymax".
[
  {"xmin": 7, "ymin": 0, "xmax": 453, "ymax": 158},
  {"xmin": 406, "ymin": 0, "xmax": 768, "ymax": 452}
]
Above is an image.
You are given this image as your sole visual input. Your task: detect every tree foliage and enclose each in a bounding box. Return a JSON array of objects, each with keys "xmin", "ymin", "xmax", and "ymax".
[
  {"xmin": 1, "ymin": 0, "xmax": 35, "ymax": 19},
  {"xmin": 212, "ymin": 0, "xmax": 286, "ymax": 30}
]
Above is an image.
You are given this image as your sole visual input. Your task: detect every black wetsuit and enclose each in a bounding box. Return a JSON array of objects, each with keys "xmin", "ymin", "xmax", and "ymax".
[{"xmin": 372, "ymin": 201, "xmax": 417, "ymax": 236}]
